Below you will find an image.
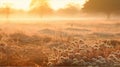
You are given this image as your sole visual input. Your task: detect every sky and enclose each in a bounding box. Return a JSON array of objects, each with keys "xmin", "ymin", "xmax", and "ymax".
[
  {"xmin": 0, "ymin": 0, "xmax": 86, "ymax": 11},
  {"xmin": 49, "ymin": 0, "xmax": 86, "ymax": 10},
  {"xmin": 0, "ymin": 0, "xmax": 31, "ymax": 11}
]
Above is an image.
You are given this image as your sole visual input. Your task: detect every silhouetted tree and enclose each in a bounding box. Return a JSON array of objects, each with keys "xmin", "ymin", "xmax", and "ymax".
[
  {"xmin": 57, "ymin": 4, "xmax": 80, "ymax": 16},
  {"xmin": 5, "ymin": 6, "xmax": 10, "ymax": 19},
  {"xmin": 83, "ymin": 0, "xmax": 120, "ymax": 18},
  {"xmin": 0, "ymin": 5, "xmax": 10, "ymax": 19},
  {"xmin": 30, "ymin": 0, "xmax": 53, "ymax": 17}
]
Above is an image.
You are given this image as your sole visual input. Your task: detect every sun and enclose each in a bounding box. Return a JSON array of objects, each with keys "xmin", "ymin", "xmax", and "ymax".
[
  {"xmin": 49, "ymin": 0, "xmax": 86, "ymax": 10},
  {"xmin": 0, "ymin": 0, "xmax": 31, "ymax": 11}
]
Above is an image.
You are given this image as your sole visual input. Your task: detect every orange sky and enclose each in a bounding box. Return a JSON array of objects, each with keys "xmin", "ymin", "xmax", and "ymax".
[{"xmin": 0, "ymin": 0, "xmax": 86, "ymax": 11}]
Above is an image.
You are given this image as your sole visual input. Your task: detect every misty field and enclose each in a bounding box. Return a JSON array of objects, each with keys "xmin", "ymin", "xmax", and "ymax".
[{"xmin": 0, "ymin": 20, "xmax": 120, "ymax": 67}]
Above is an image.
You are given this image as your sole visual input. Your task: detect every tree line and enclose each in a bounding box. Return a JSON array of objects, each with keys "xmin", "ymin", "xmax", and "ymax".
[{"xmin": 0, "ymin": 0, "xmax": 120, "ymax": 18}]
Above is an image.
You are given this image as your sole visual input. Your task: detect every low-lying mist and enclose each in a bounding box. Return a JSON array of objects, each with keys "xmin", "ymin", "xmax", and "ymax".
[{"xmin": 0, "ymin": 14, "xmax": 120, "ymax": 23}]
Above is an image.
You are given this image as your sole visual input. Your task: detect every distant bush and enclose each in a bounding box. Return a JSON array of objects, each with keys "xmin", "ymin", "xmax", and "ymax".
[
  {"xmin": 8, "ymin": 32, "xmax": 52, "ymax": 45},
  {"xmin": 91, "ymin": 32, "xmax": 114, "ymax": 38}
]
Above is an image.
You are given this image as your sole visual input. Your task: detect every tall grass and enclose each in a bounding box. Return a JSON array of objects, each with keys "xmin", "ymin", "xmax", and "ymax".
[{"xmin": 0, "ymin": 30, "xmax": 120, "ymax": 67}]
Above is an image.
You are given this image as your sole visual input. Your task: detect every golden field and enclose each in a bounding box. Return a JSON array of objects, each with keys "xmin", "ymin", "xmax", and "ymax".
[{"xmin": 0, "ymin": 20, "xmax": 120, "ymax": 67}]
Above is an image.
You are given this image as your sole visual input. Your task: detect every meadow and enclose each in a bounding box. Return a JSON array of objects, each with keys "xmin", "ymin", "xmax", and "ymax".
[{"xmin": 0, "ymin": 20, "xmax": 120, "ymax": 67}]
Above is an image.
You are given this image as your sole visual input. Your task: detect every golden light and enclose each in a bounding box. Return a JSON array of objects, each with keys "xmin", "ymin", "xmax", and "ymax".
[
  {"xmin": 49, "ymin": 0, "xmax": 87, "ymax": 10},
  {"xmin": 0, "ymin": 0, "xmax": 31, "ymax": 11},
  {"xmin": 0, "ymin": 0, "xmax": 87, "ymax": 11}
]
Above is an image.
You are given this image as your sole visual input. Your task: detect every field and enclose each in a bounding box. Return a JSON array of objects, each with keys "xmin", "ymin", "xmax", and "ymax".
[{"xmin": 0, "ymin": 20, "xmax": 120, "ymax": 67}]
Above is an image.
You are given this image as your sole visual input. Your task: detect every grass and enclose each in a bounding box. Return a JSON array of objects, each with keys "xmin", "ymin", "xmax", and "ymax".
[{"xmin": 0, "ymin": 20, "xmax": 120, "ymax": 67}]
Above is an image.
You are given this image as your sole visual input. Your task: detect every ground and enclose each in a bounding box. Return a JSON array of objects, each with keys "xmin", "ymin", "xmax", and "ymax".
[{"xmin": 0, "ymin": 20, "xmax": 120, "ymax": 67}]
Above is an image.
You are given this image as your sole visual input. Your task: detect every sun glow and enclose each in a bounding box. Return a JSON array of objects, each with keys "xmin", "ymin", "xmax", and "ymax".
[
  {"xmin": 0, "ymin": 0, "xmax": 31, "ymax": 11},
  {"xmin": 49, "ymin": 0, "xmax": 86, "ymax": 10},
  {"xmin": 0, "ymin": 0, "xmax": 86, "ymax": 11}
]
